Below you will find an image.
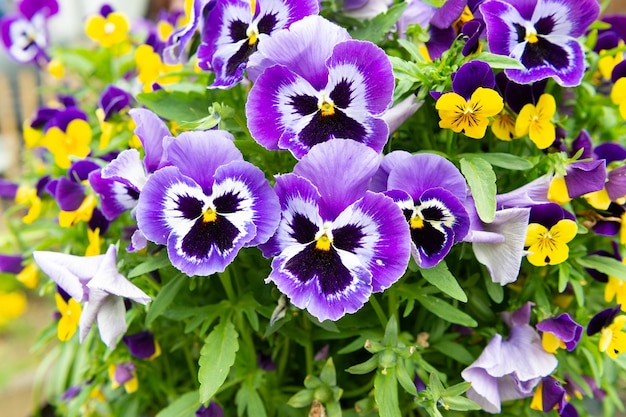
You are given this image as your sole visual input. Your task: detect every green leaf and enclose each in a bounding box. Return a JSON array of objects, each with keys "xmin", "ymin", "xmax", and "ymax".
[
  {"xmin": 396, "ymin": 362, "xmax": 418, "ymax": 396},
  {"xmin": 350, "ymin": 3, "xmax": 408, "ymax": 43},
  {"xmin": 383, "ymin": 315, "xmax": 399, "ymax": 346},
  {"xmin": 414, "ymin": 294, "xmax": 478, "ymax": 327},
  {"xmin": 145, "ymin": 276, "xmax": 186, "ymax": 326},
  {"xmin": 320, "ymin": 358, "xmax": 337, "ymax": 386},
  {"xmin": 136, "ymin": 90, "xmax": 210, "ymax": 123},
  {"xmin": 155, "ymin": 391, "xmax": 200, "ymax": 417},
  {"xmin": 198, "ymin": 320, "xmax": 239, "ymax": 403},
  {"xmin": 236, "ymin": 379, "xmax": 267, "ymax": 417},
  {"xmin": 558, "ymin": 262, "xmax": 570, "ymax": 293},
  {"xmin": 484, "ymin": 273, "xmax": 504, "ymax": 304},
  {"xmin": 442, "ymin": 382, "xmax": 471, "ymax": 398},
  {"xmin": 420, "ymin": 261, "xmax": 467, "ymax": 302},
  {"xmin": 374, "ymin": 368, "xmax": 401, "ymax": 417},
  {"xmin": 287, "ymin": 390, "xmax": 314, "ymax": 408},
  {"xmin": 128, "ymin": 252, "xmax": 172, "ymax": 278},
  {"xmin": 432, "ymin": 341, "xmax": 475, "ymax": 365},
  {"xmin": 458, "ymin": 153, "xmax": 533, "ymax": 170},
  {"xmin": 441, "ymin": 395, "xmax": 482, "ymax": 411},
  {"xmin": 471, "ymin": 53, "xmax": 526, "ymax": 70},
  {"xmin": 460, "ymin": 157, "xmax": 497, "ymax": 223},
  {"xmin": 346, "ymin": 355, "xmax": 379, "ymax": 375},
  {"xmin": 429, "ymin": 372, "xmax": 445, "ymax": 400},
  {"xmin": 576, "ymin": 255, "xmax": 626, "ymax": 280}
]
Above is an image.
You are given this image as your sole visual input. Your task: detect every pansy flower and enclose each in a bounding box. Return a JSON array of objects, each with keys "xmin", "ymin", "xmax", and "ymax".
[
  {"xmin": 33, "ymin": 244, "xmax": 151, "ymax": 348},
  {"xmin": 163, "ymin": 0, "xmax": 215, "ymax": 65},
  {"xmin": 374, "ymin": 151, "xmax": 470, "ymax": 268},
  {"xmin": 480, "ymin": 0, "xmax": 600, "ymax": 87},
  {"xmin": 40, "ymin": 108, "xmax": 92, "ymax": 169},
  {"xmin": 0, "ymin": 0, "xmax": 58, "ymax": 65},
  {"xmin": 524, "ymin": 203, "xmax": 577, "ymax": 267},
  {"xmin": 515, "ymin": 93, "xmax": 556, "ymax": 149},
  {"xmin": 122, "ymin": 331, "xmax": 161, "ymax": 360},
  {"xmin": 536, "ymin": 313, "xmax": 583, "ymax": 353},
  {"xmin": 109, "ymin": 362, "xmax": 138, "ymax": 393},
  {"xmin": 84, "ymin": 5, "xmax": 130, "ymax": 49},
  {"xmin": 99, "ymin": 85, "xmax": 133, "ymax": 122},
  {"xmin": 587, "ymin": 305, "xmax": 626, "ymax": 359},
  {"xmin": 435, "ymin": 60, "xmax": 504, "ymax": 139},
  {"xmin": 196, "ymin": 402, "xmax": 225, "ymax": 417},
  {"xmin": 55, "ymin": 290, "xmax": 82, "ymax": 342},
  {"xmin": 261, "ymin": 139, "xmax": 410, "ymax": 321},
  {"xmin": 530, "ymin": 376, "xmax": 578, "ymax": 417},
  {"xmin": 136, "ymin": 130, "xmax": 280, "ymax": 276},
  {"xmin": 547, "ymin": 161, "xmax": 607, "ymax": 206},
  {"xmin": 246, "ymin": 15, "xmax": 394, "ymax": 159},
  {"xmin": 462, "ymin": 302, "xmax": 558, "ymax": 413},
  {"xmin": 0, "ymin": 291, "xmax": 27, "ymax": 327},
  {"xmin": 198, "ymin": 0, "xmax": 318, "ymax": 88}
]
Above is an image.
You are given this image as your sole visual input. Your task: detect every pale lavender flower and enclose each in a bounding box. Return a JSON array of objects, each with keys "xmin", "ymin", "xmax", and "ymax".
[
  {"xmin": 462, "ymin": 303, "xmax": 558, "ymax": 413},
  {"xmin": 33, "ymin": 245, "xmax": 150, "ymax": 348}
]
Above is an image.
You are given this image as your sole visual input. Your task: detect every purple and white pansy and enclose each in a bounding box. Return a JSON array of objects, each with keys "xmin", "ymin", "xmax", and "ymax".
[
  {"xmin": 136, "ymin": 130, "xmax": 280, "ymax": 277},
  {"xmin": 480, "ymin": 0, "xmax": 600, "ymax": 87},
  {"xmin": 246, "ymin": 15, "xmax": 394, "ymax": 159},
  {"xmin": 197, "ymin": 0, "xmax": 318, "ymax": 88},
  {"xmin": 261, "ymin": 139, "xmax": 410, "ymax": 321},
  {"xmin": 372, "ymin": 151, "xmax": 470, "ymax": 269}
]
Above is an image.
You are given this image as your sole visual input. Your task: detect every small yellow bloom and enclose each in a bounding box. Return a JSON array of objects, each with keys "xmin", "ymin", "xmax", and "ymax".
[
  {"xmin": 47, "ymin": 59, "xmax": 65, "ymax": 79},
  {"xmin": 0, "ymin": 291, "xmax": 27, "ymax": 327},
  {"xmin": 23, "ymin": 120, "xmax": 44, "ymax": 148},
  {"xmin": 135, "ymin": 44, "xmax": 182, "ymax": 92},
  {"xmin": 599, "ymin": 49, "xmax": 623, "ymax": 81},
  {"xmin": 85, "ymin": 12, "xmax": 130, "ymax": 48},
  {"xmin": 599, "ymin": 315, "xmax": 626, "ymax": 358},
  {"xmin": 611, "ymin": 77, "xmax": 626, "ymax": 120},
  {"xmin": 525, "ymin": 219, "xmax": 577, "ymax": 266},
  {"xmin": 605, "ymin": 262, "xmax": 626, "ymax": 310},
  {"xmin": 436, "ymin": 88, "xmax": 504, "ymax": 139},
  {"xmin": 109, "ymin": 364, "xmax": 138, "ymax": 393},
  {"xmin": 15, "ymin": 185, "xmax": 42, "ymax": 224},
  {"xmin": 491, "ymin": 111, "xmax": 518, "ymax": 141},
  {"xmin": 85, "ymin": 228, "xmax": 102, "ymax": 257},
  {"xmin": 17, "ymin": 263, "xmax": 39, "ymax": 289},
  {"xmin": 515, "ymin": 93, "xmax": 556, "ymax": 149},
  {"xmin": 55, "ymin": 293, "xmax": 81, "ymax": 341},
  {"xmin": 42, "ymin": 119, "xmax": 92, "ymax": 169}
]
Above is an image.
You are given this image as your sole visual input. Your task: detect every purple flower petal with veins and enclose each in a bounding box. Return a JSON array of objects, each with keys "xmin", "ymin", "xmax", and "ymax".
[{"xmin": 537, "ymin": 313, "xmax": 583, "ymax": 351}]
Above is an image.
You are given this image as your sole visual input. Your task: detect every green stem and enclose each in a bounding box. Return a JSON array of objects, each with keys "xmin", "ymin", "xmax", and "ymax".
[
  {"xmin": 369, "ymin": 295, "xmax": 388, "ymax": 328},
  {"xmin": 342, "ymin": 379, "xmax": 375, "ymax": 398},
  {"xmin": 219, "ymin": 267, "xmax": 237, "ymax": 303},
  {"xmin": 302, "ymin": 315, "xmax": 315, "ymax": 376}
]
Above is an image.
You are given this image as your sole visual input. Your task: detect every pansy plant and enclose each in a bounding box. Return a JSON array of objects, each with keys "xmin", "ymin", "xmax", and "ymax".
[
  {"xmin": 480, "ymin": 0, "xmax": 599, "ymax": 87},
  {"xmin": 524, "ymin": 203, "xmax": 577, "ymax": 267},
  {"xmin": 260, "ymin": 139, "xmax": 410, "ymax": 321},
  {"xmin": 198, "ymin": 0, "xmax": 319, "ymax": 88},
  {"xmin": 246, "ymin": 15, "xmax": 394, "ymax": 158}
]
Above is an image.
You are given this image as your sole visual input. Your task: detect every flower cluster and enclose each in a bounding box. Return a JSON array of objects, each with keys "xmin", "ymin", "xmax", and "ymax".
[{"xmin": 1, "ymin": 0, "xmax": 626, "ymax": 416}]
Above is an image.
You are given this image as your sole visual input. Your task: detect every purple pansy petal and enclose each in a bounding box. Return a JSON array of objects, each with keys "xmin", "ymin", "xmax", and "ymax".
[
  {"xmin": 612, "ymin": 60, "xmax": 626, "ymax": 83},
  {"xmin": 594, "ymin": 143, "xmax": 626, "ymax": 164},
  {"xmin": 396, "ymin": 1, "xmax": 436, "ymax": 38},
  {"xmin": 529, "ymin": 203, "xmax": 574, "ymax": 228},
  {"xmin": 587, "ymin": 305, "xmax": 621, "ymax": 336},
  {"xmin": 123, "ymin": 331, "xmax": 158, "ymax": 359},
  {"xmin": 571, "ymin": 130, "xmax": 593, "ymax": 159},
  {"xmin": 326, "ymin": 40, "xmax": 394, "ymax": 115},
  {"xmin": 0, "ymin": 254, "xmax": 23, "ymax": 274},
  {"xmin": 541, "ymin": 376, "xmax": 566, "ymax": 412},
  {"xmin": 128, "ymin": 229, "xmax": 148, "ymax": 253},
  {"xmin": 607, "ymin": 166, "xmax": 626, "ymax": 201},
  {"xmin": 425, "ymin": 26, "xmax": 457, "ymax": 60},
  {"xmin": 55, "ymin": 177, "xmax": 86, "ymax": 211},
  {"xmin": 164, "ymin": 130, "xmax": 240, "ymax": 192},
  {"xmin": 461, "ymin": 19, "xmax": 484, "ymax": 56},
  {"xmin": 387, "ymin": 153, "xmax": 467, "ymax": 202},
  {"xmin": 129, "ymin": 108, "xmax": 170, "ymax": 172},
  {"xmin": 431, "ymin": 0, "xmax": 467, "ymax": 29},
  {"xmin": 0, "ymin": 178, "xmax": 19, "ymax": 199},
  {"xmin": 247, "ymin": 15, "xmax": 350, "ymax": 86},
  {"xmin": 293, "ymin": 140, "xmax": 381, "ymax": 219},
  {"xmin": 470, "ymin": 207, "xmax": 530, "ymax": 285},
  {"xmin": 564, "ymin": 160, "xmax": 606, "ymax": 199},
  {"xmin": 1, "ymin": 15, "xmax": 48, "ymax": 64},
  {"xmin": 89, "ymin": 170, "xmax": 140, "ymax": 221},
  {"xmin": 111, "ymin": 363, "xmax": 135, "ymax": 385},
  {"xmin": 19, "ymin": 0, "xmax": 58, "ymax": 19},
  {"xmin": 534, "ymin": 0, "xmax": 600, "ymax": 38},
  {"xmin": 99, "ymin": 85, "xmax": 132, "ymax": 121},
  {"xmin": 163, "ymin": 0, "xmax": 214, "ymax": 65},
  {"xmin": 196, "ymin": 402, "xmax": 225, "ymax": 417},
  {"xmin": 537, "ymin": 313, "xmax": 583, "ymax": 351},
  {"xmin": 101, "ymin": 149, "xmax": 147, "ymax": 191},
  {"xmin": 89, "ymin": 208, "xmax": 110, "ymax": 235},
  {"xmin": 370, "ymin": 150, "xmax": 412, "ymax": 193},
  {"xmin": 69, "ymin": 160, "xmax": 101, "ymax": 182},
  {"xmin": 452, "ymin": 61, "xmax": 495, "ymax": 101}
]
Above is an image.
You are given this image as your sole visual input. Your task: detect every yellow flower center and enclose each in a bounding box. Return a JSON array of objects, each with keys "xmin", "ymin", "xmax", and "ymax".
[
  {"xmin": 203, "ymin": 208, "xmax": 217, "ymax": 223},
  {"xmin": 316, "ymin": 234, "xmax": 332, "ymax": 251},
  {"xmin": 526, "ymin": 32, "xmax": 539, "ymax": 43},
  {"xmin": 246, "ymin": 24, "xmax": 259, "ymax": 45},
  {"xmin": 410, "ymin": 215, "xmax": 424, "ymax": 229}
]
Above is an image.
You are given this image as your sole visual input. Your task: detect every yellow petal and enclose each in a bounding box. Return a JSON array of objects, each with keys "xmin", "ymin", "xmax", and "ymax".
[
  {"xmin": 527, "ymin": 242, "xmax": 549, "ymax": 266},
  {"xmin": 584, "ymin": 188, "xmax": 611, "ymax": 210},
  {"xmin": 541, "ymin": 331, "xmax": 565, "ymax": 353},
  {"xmin": 544, "ymin": 239, "xmax": 570, "ymax": 265},
  {"xmin": 530, "ymin": 381, "xmax": 543, "ymax": 411},
  {"xmin": 528, "ymin": 119, "xmax": 555, "ymax": 149},
  {"xmin": 551, "ymin": 219, "xmax": 577, "ymax": 244},
  {"xmin": 491, "ymin": 112, "xmax": 517, "ymax": 141},
  {"xmin": 536, "ymin": 94, "xmax": 556, "ymax": 122},
  {"xmin": 525, "ymin": 223, "xmax": 548, "ymax": 247},
  {"xmin": 17, "ymin": 264, "xmax": 39, "ymax": 289},
  {"xmin": 124, "ymin": 376, "xmax": 139, "ymax": 394},
  {"xmin": 515, "ymin": 103, "xmax": 535, "ymax": 137},
  {"xmin": 547, "ymin": 175, "xmax": 571, "ymax": 205},
  {"xmin": 611, "ymin": 78, "xmax": 626, "ymax": 106},
  {"xmin": 470, "ymin": 87, "xmax": 504, "ymax": 117},
  {"xmin": 85, "ymin": 15, "xmax": 106, "ymax": 42}
]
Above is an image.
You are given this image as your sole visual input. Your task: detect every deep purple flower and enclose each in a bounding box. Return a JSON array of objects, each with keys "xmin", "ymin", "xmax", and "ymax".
[
  {"xmin": 136, "ymin": 131, "xmax": 280, "ymax": 276},
  {"xmin": 122, "ymin": 331, "xmax": 160, "ymax": 360},
  {"xmin": 261, "ymin": 140, "xmax": 410, "ymax": 321},
  {"xmin": 60, "ymin": 385, "xmax": 82, "ymax": 401},
  {"xmin": 461, "ymin": 19, "xmax": 484, "ymax": 56},
  {"xmin": 246, "ymin": 15, "xmax": 394, "ymax": 159},
  {"xmin": 536, "ymin": 313, "xmax": 583, "ymax": 352},
  {"xmin": 197, "ymin": 0, "xmax": 318, "ymax": 88},
  {"xmin": 0, "ymin": 179, "xmax": 19, "ymax": 199},
  {"xmin": 587, "ymin": 305, "xmax": 621, "ymax": 336},
  {"xmin": 529, "ymin": 203, "xmax": 575, "ymax": 229},
  {"xmin": 375, "ymin": 151, "xmax": 469, "ymax": 268},
  {"xmin": 480, "ymin": 0, "xmax": 599, "ymax": 86},
  {"xmin": 47, "ymin": 160, "xmax": 100, "ymax": 212},
  {"xmin": 0, "ymin": 0, "xmax": 58, "ymax": 64},
  {"xmin": 196, "ymin": 402, "xmax": 224, "ymax": 417},
  {"xmin": 534, "ymin": 376, "xmax": 578, "ymax": 417},
  {"xmin": 99, "ymin": 85, "xmax": 132, "ymax": 121},
  {"xmin": 462, "ymin": 302, "xmax": 558, "ymax": 413},
  {"xmin": 0, "ymin": 254, "xmax": 23, "ymax": 274},
  {"xmin": 496, "ymin": 72, "xmax": 547, "ymax": 114}
]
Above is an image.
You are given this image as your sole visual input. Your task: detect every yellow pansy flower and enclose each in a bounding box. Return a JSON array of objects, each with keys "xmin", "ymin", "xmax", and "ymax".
[
  {"xmin": 58, "ymin": 194, "xmax": 97, "ymax": 228},
  {"xmin": 525, "ymin": 219, "xmax": 577, "ymax": 266},
  {"xmin": 436, "ymin": 87, "xmax": 504, "ymax": 139},
  {"xmin": 599, "ymin": 315, "xmax": 626, "ymax": 359},
  {"xmin": 42, "ymin": 119, "xmax": 92, "ymax": 169},
  {"xmin": 491, "ymin": 111, "xmax": 518, "ymax": 141},
  {"xmin": 515, "ymin": 93, "xmax": 556, "ymax": 149},
  {"xmin": 15, "ymin": 185, "xmax": 42, "ymax": 224},
  {"xmin": 55, "ymin": 293, "xmax": 81, "ymax": 341},
  {"xmin": 0, "ymin": 291, "xmax": 27, "ymax": 327},
  {"xmin": 85, "ymin": 12, "xmax": 130, "ymax": 48},
  {"xmin": 17, "ymin": 263, "xmax": 39, "ymax": 289},
  {"xmin": 611, "ymin": 77, "xmax": 626, "ymax": 120},
  {"xmin": 135, "ymin": 44, "xmax": 183, "ymax": 92},
  {"xmin": 85, "ymin": 228, "xmax": 102, "ymax": 257}
]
